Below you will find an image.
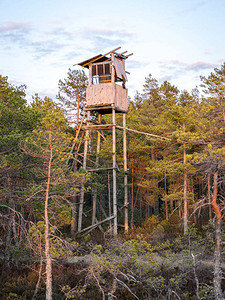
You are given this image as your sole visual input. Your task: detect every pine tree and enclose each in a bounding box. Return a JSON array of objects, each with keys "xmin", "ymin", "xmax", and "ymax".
[{"xmin": 23, "ymin": 98, "xmax": 87, "ymax": 299}]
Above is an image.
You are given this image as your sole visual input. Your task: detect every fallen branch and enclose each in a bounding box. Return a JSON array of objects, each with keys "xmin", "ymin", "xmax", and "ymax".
[{"xmin": 77, "ymin": 215, "xmax": 115, "ymax": 234}]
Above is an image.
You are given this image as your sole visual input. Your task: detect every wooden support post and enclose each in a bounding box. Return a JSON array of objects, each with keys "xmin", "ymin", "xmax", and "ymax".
[
  {"xmin": 123, "ymin": 113, "xmax": 128, "ymax": 232},
  {"xmin": 88, "ymin": 64, "xmax": 92, "ymax": 86},
  {"xmin": 78, "ymin": 111, "xmax": 90, "ymax": 232},
  {"xmin": 111, "ymin": 51, "xmax": 115, "ymax": 83},
  {"xmin": 92, "ymin": 114, "xmax": 102, "ymax": 225},
  {"xmin": 112, "ymin": 108, "xmax": 117, "ymax": 235}
]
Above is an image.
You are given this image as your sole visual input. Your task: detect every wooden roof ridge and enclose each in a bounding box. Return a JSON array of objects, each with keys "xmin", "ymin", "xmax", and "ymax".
[
  {"xmin": 76, "ymin": 46, "xmax": 131, "ymax": 68},
  {"xmin": 76, "ymin": 54, "xmax": 106, "ymax": 68},
  {"xmin": 77, "ymin": 47, "xmax": 120, "ymax": 68},
  {"xmin": 75, "ymin": 46, "xmax": 133, "ymax": 69}
]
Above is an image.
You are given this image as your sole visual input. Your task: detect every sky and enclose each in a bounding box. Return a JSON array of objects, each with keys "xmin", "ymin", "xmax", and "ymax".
[{"xmin": 0, "ymin": 0, "xmax": 225, "ymax": 102}]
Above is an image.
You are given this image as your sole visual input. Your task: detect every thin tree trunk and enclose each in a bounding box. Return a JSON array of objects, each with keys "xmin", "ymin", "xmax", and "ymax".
[
  {"xmin": 208, "ymin": 174, "xmax": 212, "ymax": 219},
  {"xmin": 108, "ymin": 169, "xmax": 112, "ymax": 231},
  {"xmin": 45, "ymin": 133, "xmax": 53, "ymax": 300},
  {"xmin": 92, "ymin": 187, "xmax": 97, "ymax": 225},
  {"xmin": 77, "ymin": 93, "xmax": 80, "ymax": 129},
  {"xmin": 4, "ymin": 219, "xmax": 12, "ymax": 265},
  {"xmin": 7, "ymin": 174, "xmax": 18, "ymax": 245},
  {"xmin": 164, "ymin": 172, "xmax": 168, "ymax": 220},
  {"xmin": 183, "ymin": 144, "xmax": 188, "ymax": 233},
  {"xmin": 32, "ymin": 255, "xmax": 43, "ymax": 300},
  {"xmin": 71, "ymin": 95, "xmax": 80, "ymax": 236},
  {"xmin": 78, "ymin": 111, "xmax": 90, "ymax": 232},
  {"xmin": 108, "ymin": 278, "xmax": 117, "ymax": 299},
  {"xmin": 211, "ymin": 169, "xmax": 223, "ymax": 299},
  {"xmin": 71, "ymin": 195, "xmax": 77, "ymax": 238},
  {"xmin": 170, "ymin": 180, "xmax": 173, "ymax": 212},
  {"xmin": 131, "ymin": 163, "xmax": 134, "ymax": 229},
  {"xmin": 92, "ymin": 114, "xmax": 101, "ymax": 225},
  {"xmin": 191, "ymin": 177, "xmax": 197, "ymax": 224}
]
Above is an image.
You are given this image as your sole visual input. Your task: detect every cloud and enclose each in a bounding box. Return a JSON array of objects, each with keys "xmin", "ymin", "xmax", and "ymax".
[
  {"xmin": 47, "ymin": 27, "xmax": 75, "ymax": 40},
  {"xmin": 0, "ymin": 21, "xmax": 72, "ymax": 59},
  {"xmin": 169, "ymin": 1, "xmax": 208, "ymax": 17},
  {"xmin": 159, "ymin": 60, "xmax": 217, "ymax": 73},
  {"xmin": 126, "ymin": 59, "xmax": 145, "ymax": 70},
  {"xmin": 0, "ymin": 21, "xmax": 31, "ymax": 45},
  {"xmin": 218, "ymin": 58, "xmax": 225, "ymax": 64},
  {"xmin": 82, "ymin": 27, "xmax": 135, "ymax": 38},
  {"xmin": 150, "ymin": 59, "xmax": 219, "ymax": 89},
  {"xmin": 63, "ymin": 51, "xmax": 83, "ymax": 61},
  {"xmin": 91, "ymin": 35, "xmax": 125, "ymax": 50},
  {"xmin": 186, "ymin": 61, "xmax": 217, "ymax": 71},
  {"xmin": 158, "ymin": 74, "xmax": 174, "ymax": 84},
  {"xmin": 30, "ymin": 40, "xmax": 67, "ymax": 59},
  {"xmin": 80, "ymin": 27, "xmax": 135, "ymax": 52},
  {"xmin": 0, "ymin": 21, "xmax": 30, "ymax": 33}
]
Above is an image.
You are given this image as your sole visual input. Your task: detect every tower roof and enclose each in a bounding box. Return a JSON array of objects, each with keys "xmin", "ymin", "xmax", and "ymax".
[
  {"xmin": 76, "ymin": 46, "xmax": 133, "ymax": 69},
  {"xmin": 77, "ymin": 54, "xmax": 109, "ymax": 68}
]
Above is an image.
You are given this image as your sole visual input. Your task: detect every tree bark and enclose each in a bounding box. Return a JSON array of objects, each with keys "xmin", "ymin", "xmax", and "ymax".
[
  {"xmin": 208, "ymin": 174, "xmax": 212, "ymax": 219},
  {"xmin": 78, "ymin": 111, "xmax": 90, "ymax": 232},
  {"xmin": 92, "ymin": 114, "xmax": 101, "ymax": 225},
  {"xmin": 71, "ymin": 195, "xmax": 77, "ymax": 238},
  {"xmin": 32, "ymin": 255, "xmax": 43, "ymax": 300},
  {"xmin": 131, "ymin": 163, "xmax": 134, "ymax": 229},
  {"xmin": 211, "ymin": 169, "xmax": 223, "ymax": 299},
  {"xmin": 45, "ymin": 132, "xmax": 53, "ymax": 300},
  {"xmin": 164, "ymin": 172, "xmax": 168, "ymax": 220},
  {"xmin": 112, "ymin": 108, "xmax": 117, "ymax": 236},
  {"xmin": 183, "ymin": 144, "xmax": 188, "ymax": 233},
  {"xmin": 108, "ymin": 169, "xmax": 112, "ymax": 231}
]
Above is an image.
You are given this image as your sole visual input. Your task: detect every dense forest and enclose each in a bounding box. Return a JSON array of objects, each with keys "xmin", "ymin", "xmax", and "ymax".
[{"xmin": 1, "ymin": 62, "xmax": 225, "ymax": 299}]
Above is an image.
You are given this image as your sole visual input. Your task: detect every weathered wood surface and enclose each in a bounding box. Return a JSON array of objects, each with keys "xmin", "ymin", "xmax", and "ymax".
[
  {"xmin": 112, "ymin": 108, "xmax": 117, "ymax": 236},
  {"xmin": 123, "ymin": 113, "xmax": 128, "ymax": 232},
  {"xmin": 86, "ymin": 83, "xmax": 128, "ymax": 112}
]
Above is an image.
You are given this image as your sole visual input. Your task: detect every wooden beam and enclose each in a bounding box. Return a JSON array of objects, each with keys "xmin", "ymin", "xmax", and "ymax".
[
  {"xmin": 104, "ymin": 46, "xmax": 121, "ymax": 57},
  {"xmin": 83, "ymin": 124, "xmax": 114, "ymax": 130},
  {"xmin": 112, "ymin": 108, "xmax": 117, "ymax": 236},
  {"xmin": 85, "ymin": 105, "xmax": 127, "ymax": 113},
  {"xmin": 83, "ymin": 124, "xmax": 169, "ymax": 139},
  {"xmin": 125, "ymin": 53, "xmax": 133, "ymax": 58},
  {"xmin": 123, "ymin": 113, "xmax": 128, "ymax": 232},
  {"xmin": 116, "ymin": 125, "xmax": 169, "ymax": 140}
]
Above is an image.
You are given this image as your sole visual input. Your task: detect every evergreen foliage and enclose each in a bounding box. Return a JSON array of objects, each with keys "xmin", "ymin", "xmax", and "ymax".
[{"xmin": 1, "ymin": 63, "xmax": 225, "ymax": 299}]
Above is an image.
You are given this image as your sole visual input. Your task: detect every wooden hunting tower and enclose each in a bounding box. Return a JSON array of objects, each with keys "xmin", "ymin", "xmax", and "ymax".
[
  {"xmin": 78, "ymin": 46, "xmax": 131, "ymax": 114},
  {"xmin": 77, "ymin": 47, "xmax": 132, "ymax": 236}
]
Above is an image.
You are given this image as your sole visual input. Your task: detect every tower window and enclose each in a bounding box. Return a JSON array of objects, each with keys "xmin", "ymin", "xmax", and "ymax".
[{"xmin": 92, "ymin": 62, "xmax": 111, "ymax": 84}]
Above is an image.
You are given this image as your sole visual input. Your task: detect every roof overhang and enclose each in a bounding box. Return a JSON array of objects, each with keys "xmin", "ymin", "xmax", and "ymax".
[{"xmin": 77, "ymin": 54, "xmax": 109, "ymax": 68}]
